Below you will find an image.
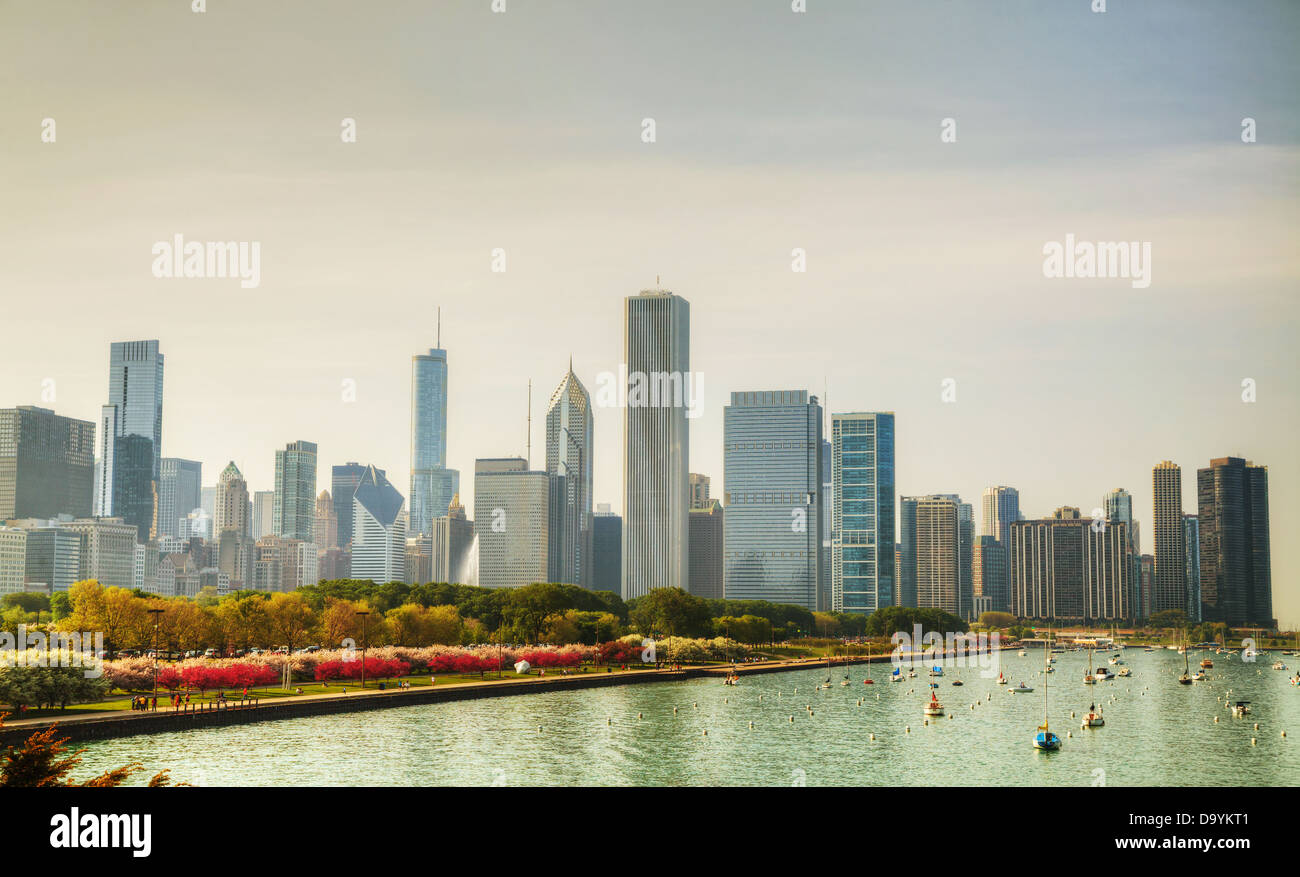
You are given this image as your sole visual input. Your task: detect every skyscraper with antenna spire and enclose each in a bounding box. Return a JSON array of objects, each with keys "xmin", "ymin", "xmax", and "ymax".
[{"xmin": 410, "ymin": 308, "xmax": 459, "ymax": 537}]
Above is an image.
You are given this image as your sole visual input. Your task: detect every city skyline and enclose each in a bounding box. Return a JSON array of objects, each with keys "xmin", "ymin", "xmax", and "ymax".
[{"xmin": 1, "ymin": 1, "xmax": 1296, "ymax": 624}]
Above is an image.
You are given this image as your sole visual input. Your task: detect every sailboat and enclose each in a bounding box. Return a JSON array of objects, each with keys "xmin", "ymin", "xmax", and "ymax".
[
  {"xmin": 1084, "ymin": 642, "xmax": 1096, "ymax": 685},
  {"xmin": 1082, "ymin": 701, "xmax": 1105, "ymax": 728},
  {"xmin": 923, "ymin": 683, "xmax": 945, "ymax": 716},
  {"xmin": 1178, "ymin": 628, "xmax": 1193, "ymax": 685},
  {"xmin": 1032, "ymin": 645, "xmax": 1061, "ymax": 750}
]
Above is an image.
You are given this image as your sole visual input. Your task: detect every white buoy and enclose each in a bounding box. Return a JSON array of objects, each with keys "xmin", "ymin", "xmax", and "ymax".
[
  {"xmin": 789, "ymin": 715, "xmax": 795, "ymax": 722},
  {"xmin": 949, "ymin": 713, "xmax": 954, "ymax": 720},
  {"xmin": 869, "ymin": 733, "xmax": 875, "ymax": 741},
  {"xmin": 537, "ymin": 725, "xmax": 542, "ymax": 732},
  {"xmin": 1281, "ymin": 730, "xmax": 1287, "ymax": 738},
  {"xmin": 1251, "ymin": 738, "xmax": 1257, "ymax": 746},
  {"xmin": 673, "ymin": 706, "xmax": 678, "ymax": 714},
  {"xmin": 1067, "ymin": 731, "xmax": 1072, "ymax": 738},
  {"xmin": 638, "ymin": 712, "xmax": 643, "ymax": 719},
  {"xmin": 703, "ymin": 729, "xmax": 708, "ymax": 736},
  {"xmin": 607, "ymin": 717, "xmax": 611, "ymax": 725},
  {"xmin": 1214, "ymin": 716, "xmax": 1219, "ymax": 723},
  {"xmin": 1070, "ymin": 711, "xmax": 1075, "ymax": 718},
  {"xmin": 1254, "ymin": 723, "xmax": 1260, "ymax": 730},
  {"xmin": 749, "ymin": 721, "xmax": 754, "ymax": 729},
  {"xmin": 905, "ymin": 725, "xmax": 911, "ymax": 733}
]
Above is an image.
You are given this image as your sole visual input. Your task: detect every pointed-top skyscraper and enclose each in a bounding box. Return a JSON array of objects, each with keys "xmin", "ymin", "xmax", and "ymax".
[
  {"xmin": 350, "ymin": 465, "xmax": 407, "ymax": 583},
  {"xmin": 410, "ymin": 311, "xmax": 460, "ymax": 536},
  {"xmin": 546, "ymin": 360, "xmax": 593, "ymax": 586}
]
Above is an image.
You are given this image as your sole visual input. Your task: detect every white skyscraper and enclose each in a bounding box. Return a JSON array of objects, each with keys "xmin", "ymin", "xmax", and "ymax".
[
  {"xmin": 474, "ymin": 458, "xmax": 549, "ymax": 589},
  {"xmin": 980, "ymin": 486, "xmax": 1020, "ymax": 547},
  {"xmin": 349, "ymin": 466, "xmax": 406, "ymax": 583},
  {"xmin": 621, "ymin": 288, "xmax": 690, "ymax": 600}
]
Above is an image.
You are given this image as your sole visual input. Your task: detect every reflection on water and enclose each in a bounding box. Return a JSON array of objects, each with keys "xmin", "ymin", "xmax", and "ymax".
[{"xmin": 75, "ymin": 650, "xmax": 1299, "ymax": 786}]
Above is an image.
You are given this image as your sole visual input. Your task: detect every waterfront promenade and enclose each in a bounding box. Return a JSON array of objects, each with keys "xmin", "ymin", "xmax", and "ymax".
[{"xmin": 0, "ymin": 649, "xmax": 1005, "ymax": 746}]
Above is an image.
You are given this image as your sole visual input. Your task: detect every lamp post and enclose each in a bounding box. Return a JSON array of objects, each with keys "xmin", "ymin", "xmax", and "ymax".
[
  {"xmin": 355, "ymin": 610, "xmax": 370, "ymax": 690},
  {"xmin": 147, "ymin": 607, "xmax": 164, "ymax": 696}
]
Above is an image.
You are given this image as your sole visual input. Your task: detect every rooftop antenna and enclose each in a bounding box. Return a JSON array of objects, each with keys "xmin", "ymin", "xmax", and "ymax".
[
  {"xmin": 526, "ymin": 379, "xmax": 532, "ymax": 468},
  {"xmin": 437, "ymin": 306, "xmax": 441, "ymax": 348}
]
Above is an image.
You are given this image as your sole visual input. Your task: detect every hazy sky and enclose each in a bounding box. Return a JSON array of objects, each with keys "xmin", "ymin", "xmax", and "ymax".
[{"xmin": 2, "ymin": 1, "xmax": 1296, "ymax": 624}]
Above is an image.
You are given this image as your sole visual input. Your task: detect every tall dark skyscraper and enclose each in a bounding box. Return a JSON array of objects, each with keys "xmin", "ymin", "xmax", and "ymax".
[
  {"xmin": 98, "ymin": 340, "xmax": 164, "ymax": 537},
  {"xmin": 0, "ymin": 406, "xmax": 95, "ymax": 521},
  {"xmin": 1151, "ymin": 461, "xmax": 1186, "ymax": 615},
  {"xmin": 1197, "ymin": 457, "xmax": 1272, "ymax": 627},
  {"xmin": 831, "ymin": 412, "xmax": 895, "ymax": 613},
  {"xmin": 590, "ymin": 507, "xmax": 622, "ymax": 594}
]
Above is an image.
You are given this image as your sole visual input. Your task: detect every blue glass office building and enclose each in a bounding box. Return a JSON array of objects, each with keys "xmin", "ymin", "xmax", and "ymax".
[
  {"xmin": 722, "ymin": 391, "xmax": 822, "ymax": 609},
  {"xmin": 831, "ymin": 412, "xmax": 895, "ymax": 613},
  {"xmin": 410, "ymin": 348, "xmax": 459, "ymax": 536}
]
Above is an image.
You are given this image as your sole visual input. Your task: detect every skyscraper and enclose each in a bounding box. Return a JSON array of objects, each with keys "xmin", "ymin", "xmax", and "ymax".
[
  {"xmin": 1183, "ymin": 514, "xmax": 1201, "ymax": 623},
  {"xmin": 252, "ymin": 490, "xmax": 275, "ymax": 539},
  {"xmin": 590, "ymin": 506, "xmax": 622, "ymax": 594},
  {"xmin": 972, "ymin": 535, "xmax": 1008, "ymax": 614},
  {"xmin": 1104, "ymin": 487, "xmax": 1143, "ymax": 618},
  {"xmin": 331, "ymin": 462, "xmax": 377, "ymax": 549},
  {"xmin": 0, "ymin": 406, "xmax": 95, "ymax": 521},
  {"xmin": 314, "ymin": 490, "xmax": 338, "ymax": 551},
  {"xmin": 1152, "ymin": 461, "xmax": 1186, "ymax": 615},
  {"xmin": 349, "ymin": 465, "xmax": 406, "ymax": 583},
  {"xmin": 1008, "ymin": 508, "xmax": 1131, "ymax": 622},
  {"xmin": 689, "ymin": 500, "xmax": 725, "ymax": 600},
  {"xmin": 0, "ymin": 528, "xmax": 27, "ymax": 595},
  {"xmin": 830, "ymin": 412, "xmax": 895, "ymax": 613},
  {"xmin": 157, "ymin": 458, "xmax": 202, "ymax": 540},
  {"xmin": 410, "ymin": 340, "xmax": 460, "ymax": 536},
  {"xmin": 688, "ymin": 473, "xmax": 711, "ymax": 510},
  {"xmin": 474, "ymin": 457, "xmax": 549, "ymax": 589},
  {"xmin": 622, "ymin": 288, "xmax": 690, "ymax": 600},
  {"xmin": 980, "ymin": 486, "xmax": 1020, "ymax": 547},
  {"xmin": 100, "ymin": 340, "xmax": 164, "ymax": 537},
  {"xmin": 274, "ymin": 441, "xmax": 318, "ymax": 542},
  {"xmin": 431, "ymin": 493, "xmax": 474, "ymax": 583},
  {"xmin": 1197, "ymin": 457, "xmax": 1272, "ymax": 627},
  {"xmin": 722, "ymin": 390, "xmax": 822, "ymax": 609},
  {"xmin": 213, "ymin": 462, "xmax": 250, "ymax": 539},
  {"xmin": 820, "ymin": 438, "xmax": 832, "ymax": 612},
  {"xmin": 545, "ymin": 362, "xmax": 593, "ymax": 586},
  {"xmin": 899, "ymin": 494, "xmax": 969, "ymax": 617}
]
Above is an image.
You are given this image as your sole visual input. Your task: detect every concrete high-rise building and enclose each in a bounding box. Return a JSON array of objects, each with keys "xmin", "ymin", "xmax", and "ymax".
[
  {"xmin": 99, "ymin": 341, "xmax": 164, "ymax": 538},
  {"xmin": 474, "ymin": 457, "xmax": 549, "ymax": 589},
  {"xmin": 254, "ymin": 536, "xmax": 318, "ymax": 593},
  {"xmin": 622, "ymin": 288, "xmax": 690, "ymax": 600},
  {"xmin": 1152, "ymin": 461, "xmax": 1186, "ymax": 615},
  {"xmin": 349, "ymin": 466, "xmax": 406, "ymax": 583},
  {"xmin": 213, "ymin": 462, "xmax": 250, "ymax": 539},
  {"xmin": 831, "ymin": 412, "xmax": 895, "ymax": 613},
  {"xmin": 0, "ymin": 407, "xmax": 96, "ymax": 522},
  {"xmin": 62, "ymin": 517, "xmax": 136, "ymax": 589},
  {"xmin": 1183, "ymin": 514, "xmax": 1201, "ymax": 623},
  {"xmin": 331, "ymin": 463, "xmax": 378, "ymax": 549},
  {"xmin": 157, "ymin": 458, "xmax": 201, "ymax": 540},
  {"xmin": 545, "ymin": 362, "xmax": 593, "ymax": 586},
  {"xmin": 1104, "ymin": 487, "xmax": 1143, "ymax": 619},
  {"xmin": 689, "ymin": 500, "xmax": 724, "ymax": 600},
  {"xmin": 252, "ymin": 490, "xmax": 275, "ymax": 539},
  {"xmin": 972, "ymin": 535, "xmax": 1008, "ymax": 614},
  {"xmin": 274, "ymin": 441, "xmax": 318, "ymax": 542},
  {"xmin": 900, "ymin": 495, "xmax": 966, "ymax": 616},
  {"xmin": 722, "ymin": 390, "xmax": 822, "ymax": 609},
  {"xmin": 1197, "ymin": 457, "xmax": 1273, "ymax": 627},
  {"xmin": 410, "ymin": 343, "xmax": 460, "ymax": 536},
  {"xmin": 1008, "ymin": 508, "xmax": 1132, "ymax": 622},
  {"xmin": 1140, "ymin": 554, "xmax": 1154, "ymax": 617},
  {"xmin": 689, "ymin": 473, "xmax": 711, "ymax": 510},
  {"xmin": 314, "ymin": 490, "xmax": 338, "ymax": 552},
  {"xmin": 590, "ymin": 508, "xmax": 622, "ymax": 594},
  {"xmin": 0, "ymin": 528, "xmax": 27, "ymax": 595},
  {"xmin": 980, "ymin": 486, "xmax": 1020, "ymax": 547},
  {"xmin": 431, "ymin": 493, "xmax": 474, "ymax": 583}
]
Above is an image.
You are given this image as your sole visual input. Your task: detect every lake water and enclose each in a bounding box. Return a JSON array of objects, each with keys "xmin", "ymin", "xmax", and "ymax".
[{"xmin": 74, "ymin": 649, "xmax": 1300, "ymax": 786}]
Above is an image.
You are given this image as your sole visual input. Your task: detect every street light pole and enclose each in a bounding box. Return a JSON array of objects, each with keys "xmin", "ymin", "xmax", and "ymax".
[
  {"xmin": 147, "ymin": 607, "xmax": 164, "ymax": 696},
  {"xmin": 355, "ymin": 609, "xmax": 370, "ymax": 690}
]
